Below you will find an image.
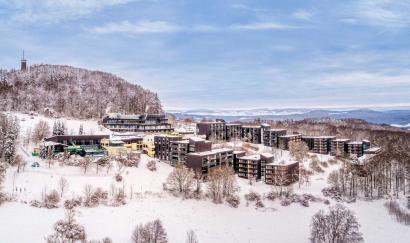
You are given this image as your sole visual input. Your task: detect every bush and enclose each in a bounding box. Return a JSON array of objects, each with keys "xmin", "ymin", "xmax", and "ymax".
[
  {"xmin": 320, "ymin": 161, "xmax": 328, "ymax": 168},
  {"xmin": 44, "ymin": 190, "xmax": 61, "ymax": 208},
  {"xmin": 310, "ymin": 158, "xmax": 324, "ymax": 173},
  {"xmin": 280, "ymin": 198, "xmax": 292, "ymax": 206},
  {"xmin": 115, "ymin": 174, "xmax": 123, "ymax": 182},
  {"xmin": 226, "ymin": 195, "xmax": 240, "ymax": 208},
  {"xmin": 64, "ymin": 198, "xmax": 82, "ymax": 209},
  {"xmin": 147, "ymin": 159, "xmax": 157, "ymax": 171},
  {"xmin": 265, "ymin": 191, "xmax": 277, "ymax": 201},
  {"xmin": 255, "ymin": 199, "xmax": 265, "ymax": 208},
  {"xmin": 245, "ymin": 191, "xmax": 261, "ymax": 202}
]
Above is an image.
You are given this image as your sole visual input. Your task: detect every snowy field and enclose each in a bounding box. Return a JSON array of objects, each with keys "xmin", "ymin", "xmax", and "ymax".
[{"xmin": 0, "ymin": 113, "xmax": 409, "ymax": 243}]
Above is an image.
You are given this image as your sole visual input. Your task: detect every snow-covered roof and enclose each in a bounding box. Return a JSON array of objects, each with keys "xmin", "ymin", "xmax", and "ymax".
[
  {"xmin": 267, "ymin": 160, "xmax": 298, "ymax": 166},
  {"xmin": 348, "ymin": 141, "xmax": 363, "ymax": 145},
  {"xmin": 226, "ymin": 123, "xmax": 242, "ymax": 126},
  {"xmin": 43, "ymin": 141, "xmax": 66, "ymax": 147},
  {"xmin": 242, "ymin": 125, "xmax": 261, "ymax": 128},
  {"xmin": 261, "ymin": 152, "xmax": 274, "ymax": 158},
  {"xmin": 269, "ymin": 128, "xmax": 286, "ymax": 132},
  {"xmin": 333, "ymin": 138, "xmax": 350, "ymax": 142},
  {"xmin": 238, "ymin": 154, "xmax": 260, "ymax": 160},
  {"xmin": 189, "ymin": 136, "xmax": 206, "ymax": 142},
  {"xmin": 279, "ymin": 134, "xmax": 301, "ymax": 138},
  {"xmin": 189, "ymin": 148, "xmax": 233, "ymax": 156}
]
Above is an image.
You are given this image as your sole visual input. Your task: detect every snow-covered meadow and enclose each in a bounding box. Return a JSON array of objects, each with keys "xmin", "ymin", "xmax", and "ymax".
[{"xmin": 0, "ymin": 113, "xmax": 409, "ymax": 243}]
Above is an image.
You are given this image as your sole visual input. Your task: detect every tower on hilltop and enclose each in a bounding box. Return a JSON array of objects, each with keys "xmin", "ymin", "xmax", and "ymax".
[{"xmin": 21, "ymin": 50, "xmax": 27, "ymax": 71}]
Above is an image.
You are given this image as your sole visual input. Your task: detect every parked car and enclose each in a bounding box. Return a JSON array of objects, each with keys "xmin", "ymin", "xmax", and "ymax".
[{"xmin": 31, "ymin": 162, "xmax": 40, "ymax": 167}]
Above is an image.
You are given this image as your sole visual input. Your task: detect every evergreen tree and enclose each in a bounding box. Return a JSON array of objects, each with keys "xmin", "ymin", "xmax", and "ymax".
[{"xmin": 3, "ymin": 116, "xmax": 19, "ymax": 164}]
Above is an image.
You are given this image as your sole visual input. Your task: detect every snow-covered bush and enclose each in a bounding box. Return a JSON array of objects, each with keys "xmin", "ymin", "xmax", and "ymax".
[
  {"xmin": 255, "ymin": 199, "xmax": 265, "ymax": 208},
  {"xmin": 309, "ymin": 157, "xmax": 324, "ymax": 173},
  {"xmin": 44, "ymin": 190, "xmax": 61, "ymax": 208},
  {"xmin": 280, "ymin": 198, "xmax": 292, "ymax": 207},
  {"xmin": 64, "ymin": 198, "xmax": 82, "ymax": 209},
  {"xmin": 46, "ymin": 208, "xmax": 87, "ymax": 243},
  {"xmin": 265, "ymin": 191, "xmax": 277, "ymax": 201},
  {"xmin": 244, "ymin": 190, "xmax": 261, "ymax": 202},
  {"xmin": 226, "ymin": 195, "xmax": 240, "ymax": 208},
  {"xmin": 147, "ymin": 159, "xmax": 157, "ymax": 171}
]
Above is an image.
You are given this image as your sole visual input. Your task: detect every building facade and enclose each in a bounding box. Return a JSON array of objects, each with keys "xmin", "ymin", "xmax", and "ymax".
[
  {"xmin": 265, "ymin": 161, "xmax": 299, "ymax": 186},
  {"xmin": 237, "ymin": 153, "xmax": 273, "ymax": 180},
  {"xmin": 102, "ymin": 113, "xmax": 174, "ymax": 133},
  {"xmin": 263, "ymin": 129, "xmax": 287, "ymax": 147},
  {"xmin": 186, "ymin": 148, "xmax": 234, "ymax": 176}
]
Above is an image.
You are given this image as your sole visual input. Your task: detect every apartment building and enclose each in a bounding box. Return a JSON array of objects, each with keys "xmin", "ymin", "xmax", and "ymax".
[
  {"xmin": 278, "ymin": 134, "xmax": 302, "ymax": 150},
  {"xmin": 196, "ymin": 121, "xmax": 226, "ymax": 141},
  {"xmin": 237, "ymin": 153, "xmax": 274, "ymax": 180},
  {"xmin": 102, "ymin": 113, "xmax": 174, "ymax": 133},
  {"xmin": 263, "ymin": 129, "xmax": 287, "ymax": 147},
  {"xmin": 225, "ymin": 124, "xmax": 242, "ymax": 141},
  {"xmin": 330, "ymin": 139, "xmax": 350, "ymax": 156},
  {"xmin": 347, "ymin": 141, "xmax": 365, "ymax": 157},
  {"xmin": 265, "ymin": 161, "xmax": 299, "ymax": 186},
  {"xmin": 302, "ymin": 136, "xmax": 335, "ymax": 154},
  {"xmin": 186, "ymin": 148, "xmax": 234, "ymax": 176},
  {"xmin": 154, "ymin": 135, "xmax": 182, "ymax": 161},
  {"xmin": 233, "ymin": 151, "xmax": 246, "ymax": 173},
  {"xmin": 241, "ymin": 125, "xmax": 262, "ymax": 144}
]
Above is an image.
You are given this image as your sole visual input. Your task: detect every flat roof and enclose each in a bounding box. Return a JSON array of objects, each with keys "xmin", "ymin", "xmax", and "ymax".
[
  {"xmin": 238, "ymin": 154, "xmax": 260, "ymax": 160},
  {"xmin": 348, "ymin": 141, "xmax": 363, "ymax": 145},
  {"xmin": 189, "ymin": 148, "xmax": 233, "ymax": 156},
  {"xmin": 267, "ymin": 160, "xmax": 298, "ymax": 166},
  {"xmin": 333, "ymin": 138, "xmax": 350, "ymax": 142},
  {"xmin": 261, "ymin": 152, "xmax": 274, "ymax": 158},
  {"xmin": 302, "ymin": 135, "xmax": 336, "ymax": 139},
  {"xmin": 279, "ymin": 134, "xmax": 301, "ymax": 138}
]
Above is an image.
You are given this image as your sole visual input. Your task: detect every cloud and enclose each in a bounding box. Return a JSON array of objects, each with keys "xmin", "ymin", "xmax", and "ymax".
[
  {"xmin": 353, "ymin": 0, "xmax": 410, "ymax": 27},
  {"xmin": 292, "ymin": 10, "xmax": 313, "ymax": 21},
  {"xmin": 230, "ymin": 22, "xmax": 294, "ymax": 30},
  {"xmin": 90, "ymin": 20, "xmax": 181, "ymax": 34},
  {"xmin": 0, "ymin": 0, "xmax": 135, "ymax": 24}
]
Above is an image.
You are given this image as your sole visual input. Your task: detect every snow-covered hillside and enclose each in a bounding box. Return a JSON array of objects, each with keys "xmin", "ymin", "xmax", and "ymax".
[{"xmin": 0, "ymin": 113, "xmax": 409, "ymax": 243}]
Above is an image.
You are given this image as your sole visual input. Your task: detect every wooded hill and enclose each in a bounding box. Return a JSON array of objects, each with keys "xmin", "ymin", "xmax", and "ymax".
[{"xmin": 0, "ymin": 64, "xmax": 163, "ymax": 118}]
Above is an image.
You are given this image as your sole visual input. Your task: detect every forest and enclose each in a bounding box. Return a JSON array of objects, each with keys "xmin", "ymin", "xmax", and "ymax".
[{"xmin": 0, "ymin": 64, "xmax": 163, "ymax": 118}]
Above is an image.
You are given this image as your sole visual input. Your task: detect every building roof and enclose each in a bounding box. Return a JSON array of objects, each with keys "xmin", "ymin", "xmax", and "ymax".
[
  {"xmin": 279, "ymin": 134, "xmax": 301, "ymax": 138},
  {"xmin": 348, "ymin": 141, "xmax": 363, "ymax": 145},
  {"xmin": 302, "ymin": 135, "xmax": 336, "ymax": 139},
  {"xmin": 45, "ymin": 134, "xmax": 110, "ymax": 141},
  {"xmin": 225, "ymin": 123, "xmax": 242, "ymax": 126},
  {"xmin": 189, "ymin": 136, "xmax": 206, "ymax": 142},
  {"xmin": 261, "ymin": 152, "xmax": 274, "ymax": 158},
  {"xmin": 189, "ymin": 148, "xmax": 233, "ymax": 156},
  {"xmin": 242, "ymin": 125, "xmax": 261, "ymax": 128},
  {"xmin": 268, "ymin": 128, "xmax": 286, "ymax": 132},
  {"xmin": 106, "ymin": 113, "xmax": 166, "ymax": 120},
  {"xmin": 267, "ymin": 160, "xmax": 298, "ymax": 166},
  {"xmin": 238, "ymin": 154, "xmax": 260, "ymax": 160},
  {"xmin": 333, "ymin": 138, "xmax": 350, "ymax": 142}
]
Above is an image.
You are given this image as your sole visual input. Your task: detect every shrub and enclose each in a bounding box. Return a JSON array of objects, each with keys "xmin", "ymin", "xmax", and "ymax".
[
  {"xmin": 64, "ymin": 198, "xmax": 82, "ymax": 209},
  {"xmin": 245, "ymin": 191, "xmax": 261, "ymax": 202},
  {"xmin": 226, "ymin": 195, "xmax": 240, "ymax": 208},
  {"xmin": 147, "ymin": 159, "xmax": 157, "ymax": 171},
  {"xmin": 265, "ymin": 191, "xmax": 277, "ymax": 201},
  {"xmin": 255, "ymin": 199, "xmax": 265, "ymax": 208},
  {"xmin": 385, "ymin": 201, "xmax": 410, "ymax": 225},
  {"xmin": 115, "ymin": 174, "xmax": 123, "ymax": 182},
  {"xmin": 44, "ymin": 190, "xmax": 61, "ymax": 208}
]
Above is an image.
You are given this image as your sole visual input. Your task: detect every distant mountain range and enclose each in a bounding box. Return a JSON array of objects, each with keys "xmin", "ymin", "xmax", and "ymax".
[{"xmin": 167, "ymin": 108, "xmax": 410, "ymax": 128}]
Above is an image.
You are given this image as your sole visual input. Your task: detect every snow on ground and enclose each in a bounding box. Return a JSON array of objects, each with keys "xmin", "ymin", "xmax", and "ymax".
[{"xmin": 1, "ymin": 113, "xmax": 409, "ymax": 243}]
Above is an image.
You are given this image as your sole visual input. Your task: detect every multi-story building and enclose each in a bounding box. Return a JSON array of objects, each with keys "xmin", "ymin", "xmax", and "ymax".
[
  {"xmin": 233, "ymin": 151, "xmax": 246, "ymax": 173},
  {"xmin": 278, "ymin": 134, "xmax": 302, "ymax": 150},
  {"xmin": 225, "ymin": 124, "xmax": 242, "ymax": 141},
  {"xmin": 330, "ymin": 139, "xmax": 350, "ymax": 156},
  {"xmin": 154, "ymin": 135, "xmax": 182, "ymax": 161},
  {"xmin": 263, "ymin": 129, "xmax": 287, "ymax": 147},
  {"xmin": 186, "ymin": 148, "xmax": 234, "ymax": 176},
  {"xmin": 197, "ymin": 121, "xmax": 226, "ymax": 141},
  {"xmin": 45, "ymin": 135, "xmax": 109, "ymax": 146},
  {"xmin": 302, "ymin": 136, "xmax": 335, "ymax": 154},
  {"xmin": 241, "ymin": 125, "xmax": 262, "ymax": 144},
  {"xmin": 102, "ymin": 113, "xmax": 174, "ymax": 133},
  {"xmin": 347, "ymin": 141, "xmax": 364, "ymax": 157},
  {"xmin": 170, "ymin": 140, "xmax": 189, "ymax": 165},
  {"xmin": 237, "ymin": 153, "xmax": 273, "ymax": 180},
  {"xmin": 265, "ymin": 161, "xmax": 299, "ymax": 186}
]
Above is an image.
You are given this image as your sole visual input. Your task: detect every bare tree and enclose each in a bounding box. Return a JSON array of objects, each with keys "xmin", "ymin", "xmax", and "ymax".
[
  {"xmin": 32, "ymin": 120, "xmax": 51, "ymax": 144},
  {"xmin": 80, "ymin": 156, "xmax": 93, "ymax": 174},
  {"xmin": 289, "ymin": 141, "xmax": 309, "ymax": 188},
  {"xmin": 186, "ymin": 230, "xmax": 199, "ymax": 243},
  {"xmin": 132, "ymin": 219, "xmax": 168, "ymax": 243},
  {"xmin": 46, "ymin": 208, "xmax": 86, "ymax": 243},
  {"xmin": 310, "ymin": 204, "xmax": 363, "ymax": 243},
  {"xmin": 58, "ymin": 177, "xmax": 69, "ymax": 198},
  {"xmin": 166, "ymin": 165, "xmax": 195, "ymax": 194}
]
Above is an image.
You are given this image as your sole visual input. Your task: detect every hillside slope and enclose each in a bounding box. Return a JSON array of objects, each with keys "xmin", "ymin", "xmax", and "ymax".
[{"xmin": 0, "ymin": 64, "xmax": 162, "ymax": 118}]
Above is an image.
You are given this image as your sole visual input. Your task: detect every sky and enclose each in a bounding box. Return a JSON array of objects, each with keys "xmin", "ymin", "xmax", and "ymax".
[{"xmin": 0, "ymin": 0, "xmax": 410, "ymax": 110}]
